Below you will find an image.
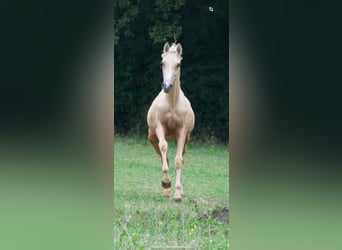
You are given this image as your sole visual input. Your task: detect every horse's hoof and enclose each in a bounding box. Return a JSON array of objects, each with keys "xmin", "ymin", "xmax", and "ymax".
[
  {"xmin": 173, "ymin": 197, "xmax": 182, "ymax": 203},
  {"xmin": 162, "ymin": 181, "xmax": 171, "ymax": 188}
]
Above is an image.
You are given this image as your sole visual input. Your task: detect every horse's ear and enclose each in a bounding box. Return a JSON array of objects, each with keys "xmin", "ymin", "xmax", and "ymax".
[
  {"xmin": 176, "ymin": 44, "xmax": 182, "ymax": 56},
  {"xmin": 163, "ymin": 42, "xmax": 170, "ymax": 53}
]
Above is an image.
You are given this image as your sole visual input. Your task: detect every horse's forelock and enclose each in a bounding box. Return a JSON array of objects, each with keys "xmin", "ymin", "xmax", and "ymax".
[
  {"xmin": 169, "ymin": 43, "xmax": 178, "ymax": 52},
  {"xmin": 162, "ymin": 44, "xmax": 182, "ymax": 59}
]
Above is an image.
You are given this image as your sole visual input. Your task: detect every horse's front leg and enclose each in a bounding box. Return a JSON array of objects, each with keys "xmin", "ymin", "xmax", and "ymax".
[
  {"xmin": 156, "ymin": 125, "xmax": 171, "ymax": 198},
  {"xmin": 174, "ymin": 131, "xmax": 187, "ymax": 202}
]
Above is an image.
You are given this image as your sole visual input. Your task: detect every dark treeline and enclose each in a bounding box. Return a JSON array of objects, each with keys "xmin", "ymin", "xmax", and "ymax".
[{"xmin": 114, "ymin": 0, "xmax": 228, "ymax": 143}]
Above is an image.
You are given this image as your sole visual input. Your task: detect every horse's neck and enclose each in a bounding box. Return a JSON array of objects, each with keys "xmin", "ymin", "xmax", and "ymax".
[{"xmin": 166, "ymin": 76, "xmax": 181, "ymax": 108}]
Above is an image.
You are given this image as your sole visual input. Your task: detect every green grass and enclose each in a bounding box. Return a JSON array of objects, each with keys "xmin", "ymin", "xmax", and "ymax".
[{"xmin": 114, "ymin": 136, "xmax": 229, "ymax": 249}]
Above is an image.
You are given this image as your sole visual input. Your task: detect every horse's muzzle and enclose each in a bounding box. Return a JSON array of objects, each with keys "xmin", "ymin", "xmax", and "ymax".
[{"xmin": 162, "ymin": 83, "xmax": 173, "ymax": 93}]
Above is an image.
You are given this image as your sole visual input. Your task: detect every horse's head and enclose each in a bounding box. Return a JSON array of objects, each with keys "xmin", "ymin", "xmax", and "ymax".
[{"xmin": 161, "ymin": 42, "xmax": 183, "ymax": 93}]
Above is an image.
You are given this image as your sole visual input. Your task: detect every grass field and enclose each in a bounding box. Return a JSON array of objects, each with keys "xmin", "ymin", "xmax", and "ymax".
[{"xmin": 114, "ymin": 136, "xmax": 229, "ymax": 249}]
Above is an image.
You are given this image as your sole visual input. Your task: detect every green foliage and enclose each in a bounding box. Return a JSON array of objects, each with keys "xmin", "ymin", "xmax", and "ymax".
[
  {"xmin": 114, "ymin": 0, "xmax": 140, "ymax": 45},
  {"xmin": 154, "ymin": 0, "xmax": 185, "ymax": 11},
  {"xmin": 149, "ymin": 0, "xmax": 185, "ymax": 43},
  {"xmin": 149, "ymin": 21, "xmax": 182, "ymax": 44},
  {"xmin": 114, "ymin": 1, "xmax": 229, "ymax": 142}
]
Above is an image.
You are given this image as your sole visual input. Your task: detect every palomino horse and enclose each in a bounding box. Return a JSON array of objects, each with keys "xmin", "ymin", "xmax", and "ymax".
[{"xmin": 147, "ymin": 42, "xmax": 195, "ymax": 202}]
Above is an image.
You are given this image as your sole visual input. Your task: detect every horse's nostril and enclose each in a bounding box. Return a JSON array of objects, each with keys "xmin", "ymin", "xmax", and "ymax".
[{"xmin": 162, "ymin": 82, "xmax": 173, "ymax": 93}]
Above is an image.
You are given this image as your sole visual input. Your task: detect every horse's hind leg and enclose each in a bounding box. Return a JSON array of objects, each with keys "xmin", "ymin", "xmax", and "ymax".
[
  {"xmin": 155, "ymin": 125, "xmax": 171, "ymax": 198},
  {"xmin": 148, "ymin": 129, "xmax": 161, "ymax": 157}
]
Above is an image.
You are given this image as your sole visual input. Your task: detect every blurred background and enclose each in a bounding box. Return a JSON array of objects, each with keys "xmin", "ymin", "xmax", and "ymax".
[{"xmin": 0, "ymin": 1, "xmax": 113, "ymax": 249}]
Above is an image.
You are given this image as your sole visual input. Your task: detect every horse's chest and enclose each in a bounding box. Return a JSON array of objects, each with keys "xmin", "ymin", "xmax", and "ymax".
[{"xmin": 163, "ymin": 111, "xmax": 182, "ymax": 130}]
